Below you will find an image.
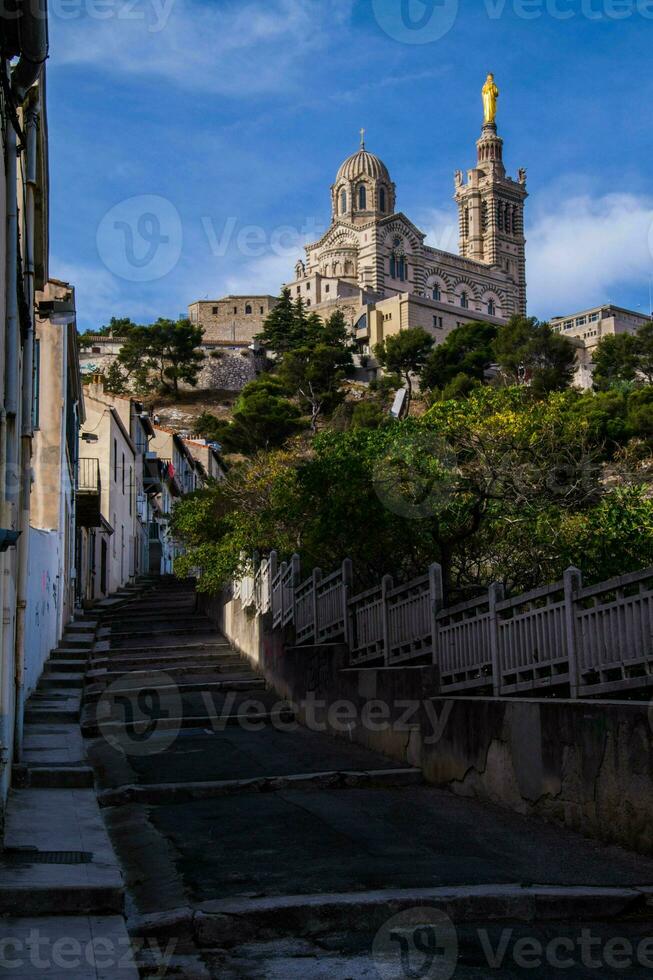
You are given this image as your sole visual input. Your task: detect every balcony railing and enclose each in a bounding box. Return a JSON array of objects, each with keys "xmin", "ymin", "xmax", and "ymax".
[
  {"xmin": 78, "ymin": 458, "xmax": 100, "ymax": 494},
  {"xmin": 76, "ymin": 458, "xmax": 102, "ymax": 528}
]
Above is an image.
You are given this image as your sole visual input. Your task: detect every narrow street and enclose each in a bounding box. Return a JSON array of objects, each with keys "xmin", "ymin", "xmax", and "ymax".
[{"xmin": 84, "ymin": 581, "xmax": 653, "ymax": 979}]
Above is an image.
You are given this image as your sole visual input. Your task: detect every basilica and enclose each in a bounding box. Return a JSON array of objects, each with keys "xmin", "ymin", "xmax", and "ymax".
[
  {"xmin": 283, "ymin": 79, "xmax": 528, "ymax": 351},
  {"xmin": 192, "ymin": 77, "xmax": 529, "ymax": 356}
]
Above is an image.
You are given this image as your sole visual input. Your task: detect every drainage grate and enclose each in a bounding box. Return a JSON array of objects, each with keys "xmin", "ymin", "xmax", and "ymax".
[{"xmin": 1, "ymin": 849, "xmax": 93, "ymax": 865}]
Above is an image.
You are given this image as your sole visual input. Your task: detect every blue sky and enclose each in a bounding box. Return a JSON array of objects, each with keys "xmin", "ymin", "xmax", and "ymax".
[{"xmin": 47, "ymin": 0, "xmax": 653, "ymax": 331}]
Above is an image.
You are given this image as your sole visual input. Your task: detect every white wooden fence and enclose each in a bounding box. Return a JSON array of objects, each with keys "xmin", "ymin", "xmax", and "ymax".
[{"xmin": 232, "ymin": 556, "xmax": 653, "ymax": 698}]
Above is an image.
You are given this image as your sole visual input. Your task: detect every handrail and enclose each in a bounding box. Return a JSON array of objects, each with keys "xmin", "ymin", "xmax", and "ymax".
[{"xmin": 230, "ymin": 557, "xmax": 653, "ymax": 699}]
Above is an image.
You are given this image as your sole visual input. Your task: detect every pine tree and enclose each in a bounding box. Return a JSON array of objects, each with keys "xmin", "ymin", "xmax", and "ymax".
[{"xmin": 255, "ymin": 288, "xmax": 297, "ymax": 354}]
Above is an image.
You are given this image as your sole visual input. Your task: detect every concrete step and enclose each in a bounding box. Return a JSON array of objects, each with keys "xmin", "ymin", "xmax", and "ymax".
[
  {"xmin": 87, "ymin": 664, "xmax": 258, "ymax": 682},
  {"xmin": 25, "ymin": 706, "xmax": 81, "ymax": 724},
  {"xmin": 100, "ymin": 639, "xmax": 232, "ymax": 655},
  {"xmin": 44, "ymin": 658, "xmax": 90, "ymax": 673},
  {"xmin": 39, "ymin": 672, "xmax": 85, "ymax": 689},
  {"xmin": 0, "ymin": 917, "xmax": 139, "ymax": 978},
  {"xmin": 0, "ymin": 788, "xmax": 125, "ymax": 916},
  {"xmin": 22, "ymin": 722, "xmax": 86, "ymax": 764},
  {"xmin": 24, "ymin": 690, "xmax": 81, "ymax": 724},
  {"xmin": 101, "ymin": 618, "xmax": 203, "ymax": 632},
  {"xmin": 84, "ymin": 674, "xmax": 266, "ymax": 703},
  {"xmin": 50, "ymin": 647, "xmax": 90, "ymax": 661},
  {"xmin": 66, "ymin": 619, "xmax": 99, "ymax": 632},
  {"xmin": 107, "ymin": 624, "xmax": 213, "ymax": 639},
  {"xmin": 98, "ymin": 768, "xmax": 424, "ymax": 807},
  {"xmin": 60, "ymin": 634, "xmax": 96, "ymax": 650},
  {"xmin": 81, "ymin": 705, "xmax": 295, "ymax": 739},
  {"xmin": 91, "ymin": 653, "xmax": 242, "ymax": 673},
  {"xmin": 14, "ymin": 763, "xmax": 95, "ymax": 789}
]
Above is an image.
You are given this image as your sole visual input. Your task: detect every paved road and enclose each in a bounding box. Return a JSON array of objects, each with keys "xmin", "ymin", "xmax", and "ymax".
[{"xmin": 86, "ymin": 581, "xmax": 653, "ymax": 979}]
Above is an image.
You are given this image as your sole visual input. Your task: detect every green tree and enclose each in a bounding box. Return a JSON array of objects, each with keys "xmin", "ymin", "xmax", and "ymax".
[
  {"xmin": 279, "ymin": 343, "xmax": 353, "ymax": 431},
  {"xmin": 421, "ymin": 321, "xmax": 497, "ymax": 393},
  {"xmin": 494, "ymin": 316, "xmax": 576, "ymax": 394},
  {"xmin": 102, "ymin": 360, "xmax": 128, "ymax": 394},
  {"xmin": 634, "ymin": 320, "xmax": 653, "ymax": 384},
  {"xmin": 626, "ymin": 387, "xmax": 653, "ymax": 438},
  {"xmin": 213, "ymin": 377, "xmax": 305, "ymax": 454},
  {"xmin": 119, "ymin": 318, "xmax": 205, "ymax": 395},
  {"xmin": 321, "ymin": 309, "xmax": 351, "ymax": 349},
  {"xmin": 80, "ymin": 316, "xmax": 138, "ymax": 340},
  {"xmin": 373, "ymin": 328, "xmax": 435, "ymax": 413},
  {"xmin": 591, "ymin": 332, "xmax": 639, "ymax": 390},
  {"xmin": 255, "ymin": 288, "xmax": 299, "ymax": 354}
]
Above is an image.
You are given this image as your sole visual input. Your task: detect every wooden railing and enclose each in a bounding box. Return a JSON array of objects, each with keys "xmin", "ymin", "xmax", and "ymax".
[{"xmin": 231, "ymin": 556, "xmax": 653, "ymax": 698}]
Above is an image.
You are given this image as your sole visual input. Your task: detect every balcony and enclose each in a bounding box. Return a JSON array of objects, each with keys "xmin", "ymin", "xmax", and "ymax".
[{"xmin": 77, "ymin": 458, "xmax": 102, "ymax": 527}]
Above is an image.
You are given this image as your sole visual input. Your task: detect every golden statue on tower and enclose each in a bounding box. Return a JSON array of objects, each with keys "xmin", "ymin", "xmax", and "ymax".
[{"xmin": 482, "ymin": 73, "xmax": 499, "ymax": 126}]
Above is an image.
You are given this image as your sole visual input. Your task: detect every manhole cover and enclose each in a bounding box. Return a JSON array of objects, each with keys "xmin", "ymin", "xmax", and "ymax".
[{"xmin": 1, "ymin": 849, "xmax": 93, "ymax": 865}]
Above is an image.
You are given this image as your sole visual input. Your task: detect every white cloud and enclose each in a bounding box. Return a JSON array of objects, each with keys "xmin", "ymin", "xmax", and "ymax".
[
  {"xmin": 527, "ymin": 191, "xmax": 653, "ymax": 319},
  {"xmin": 223, "ymin": 252, "xmax": 294, "ymax": 296},
  {"xmin": 421, "ymin": 207, "xmax": 459, "ymax": 254},
  {"xmin": 50, "ymin": 0, "xmax": 354, "ymax": 95}
]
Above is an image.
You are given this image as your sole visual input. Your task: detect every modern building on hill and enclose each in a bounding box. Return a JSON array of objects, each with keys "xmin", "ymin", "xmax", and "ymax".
[{"xmin": 551, "ymin": 305, "xmax": 652, "ymax": 389}]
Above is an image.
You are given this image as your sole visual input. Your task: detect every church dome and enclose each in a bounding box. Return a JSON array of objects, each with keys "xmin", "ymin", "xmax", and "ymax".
[{"xmin": 336, "ymin": 148, "xmax": 391, "ymax": 183}]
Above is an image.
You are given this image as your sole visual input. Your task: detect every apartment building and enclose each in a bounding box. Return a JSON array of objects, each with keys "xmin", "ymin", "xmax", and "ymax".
[
  {"xmin": 0, "ymin": 0, "xmax": 52, "ymax": 826},
  {"xmin": 551, "ymin": 305, "xmax": 652, "ymax": 389},
  {"xmin": 78, "ymin": 383, "xmax": 138, "ymax": 600},
  {"xmin": 25, "ymin": 280, "xmax": 84, "ymax": 697}
]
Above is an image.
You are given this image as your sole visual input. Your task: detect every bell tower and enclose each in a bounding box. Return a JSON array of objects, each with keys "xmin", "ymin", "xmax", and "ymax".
[{"xmin": 454, "ymin": 78, "xmax": 528, "ymax": 314}]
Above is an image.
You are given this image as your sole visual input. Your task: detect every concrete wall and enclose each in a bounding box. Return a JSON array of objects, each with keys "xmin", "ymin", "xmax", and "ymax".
[{"xmin": 205, "ymin": 591, "xmax": 653, "ymax": 856}]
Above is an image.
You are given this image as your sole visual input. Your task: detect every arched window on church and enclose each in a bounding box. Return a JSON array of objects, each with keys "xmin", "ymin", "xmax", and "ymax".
[
  {"xmin": 487, "ymin": 298, "xmax": 496, "ymax": 316},
  {"xmin": 358, "ymin": 185, "xmax": 367, "ymax": 210},
  {"xmin": 463, "ymin": 208, "xmax": 470, "ymax": 237},
  {"xmin": 460, "ymin": 291, "xmax": 469, "ymax": 309},
  {"xmin": 498, "ymin": 202, "xmax": 505, "ymax": 233},
  {"xmin": 380, "ymin": 188, "xmax": 386, "ymax": 213},
  {"xmin": 245, "ymin": 304, "xmax": 252, "ymax": 315},
  {"xmin": 340, "ymin": 190, "xmax": 347, "ymax": 214},
  {"xmin": 432, "ymin": 284, "xmax": 441, "ymax": 301},
  {"xmin": 390, "ymin": 254, "xmax": 406, "ymax": 281}
]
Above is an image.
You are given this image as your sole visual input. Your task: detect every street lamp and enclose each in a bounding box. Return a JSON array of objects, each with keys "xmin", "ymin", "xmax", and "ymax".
[{"xmin": 36, "ymin": 299, "xmax": 76, "ymax": 325}]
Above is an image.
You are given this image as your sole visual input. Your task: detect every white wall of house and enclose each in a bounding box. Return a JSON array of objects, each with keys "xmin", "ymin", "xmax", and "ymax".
[
  {"xmin": 80, "ymin": 390, "xmax": 137, "ymax": 597},
  {"xmin": 24, "ymin": 529, "xmax": 61, "ymax": 699}
]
